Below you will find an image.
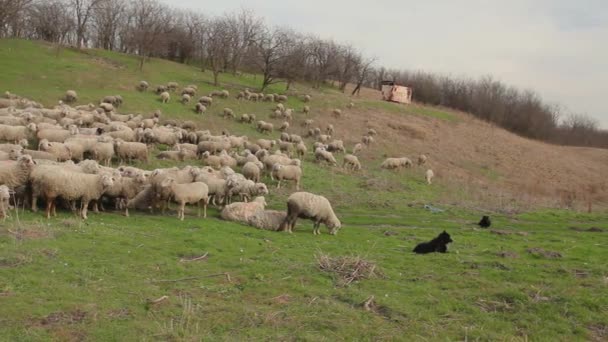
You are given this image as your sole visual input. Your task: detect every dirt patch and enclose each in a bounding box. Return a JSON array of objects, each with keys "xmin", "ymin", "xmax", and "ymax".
[
  {"xmin": 270, "ymin": 294, "xmax": 291, "ymax": 305},
  {"xmin": 383, "ymin": 231, "xmax": 398, "ymax": 236},
  {"xmin": 496, "ymin": 251, "xmax": 519, "ymax": 258},
  {"xmin": 0, "ymin": 254, "xmax": 31, "ymax": 268},
  {"xmin": 107, "ymin": 308, "xmax": 131, "ymax": 320},
  {"xmin": 490, "ymin": 229, "xmax": 529, "ymax": 236},
  {"xmin": 39, "ymin": 309, "xmax": 87, "ymax": 326},
  {"xmin": 569, "ymin": 227, "xmax": 604, "ymax": 233},
  {"xmin": 588, "ymin": 323, "xmax": 608, "ymax": 341},
  {"xmin": 386, "ymin": 122, "xmax": 426, "ymax": 140},
  {"xmin": 572, "ymin": 269, "xmax": 590, "ymax": 278},
  {"xmin": 527, "ymin": 248, "xmax": 563, "ymax": 259},
  {"xmin": 316, "ymin": 253, "xmax": 383, "ymax": 287},
  {"xmin": 359, "ymin": 295, "xmax": 408, "ymax": 323},
  {"xmin": 4, "ymin": 224, "xmax": 53, "ymax": 240}
]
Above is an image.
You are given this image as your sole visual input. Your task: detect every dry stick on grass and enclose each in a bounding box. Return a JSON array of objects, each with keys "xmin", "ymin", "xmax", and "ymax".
[
  {"xmin": 316, "ymin": 253, "xmax": 382, "ymax": 287},
  {"xmin": 150, "ymin": 272, "xmax": 232, "ymax": 283},
  {"xmin": 179, "ymin": 252, "xmax": 208, "ymax": 263}
]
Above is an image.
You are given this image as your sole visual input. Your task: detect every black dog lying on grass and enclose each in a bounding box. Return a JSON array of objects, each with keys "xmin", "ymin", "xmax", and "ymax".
[
  {"xmin": 478, "ymin": 215, "xmax": 492, "ymax": 228},
  {"xmin": 413, "ymin": 231, "xmax": 453, "ymax": 254}
]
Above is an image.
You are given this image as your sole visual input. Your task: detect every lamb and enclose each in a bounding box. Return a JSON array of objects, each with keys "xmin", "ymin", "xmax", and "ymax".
[
  {"xmin": 0, "ymin": 155, "xmax": 36, "ymax": 188},
  {"xmin": 242, "ymin": 161, "xmax": 263, "ymax": 183},
  {"xmin": 160, "ymin": 177, "xmax": 209, "ymax": 220},
  {"xmin": 271, "ymin": 164, "xmax": 302, "ymax": 190},
  {"xmin": 0, "ymin": 184, "xmax": 10, "ymax": 220},
  {"xmin": 418, "ymin": 154, "xmax": 428, "ymax": 166},
  {"xmin": 314, "ymin": 147, "xmax": 337, "ymax": 166},
  {"xmin": 381, "ymin": 157, "xmax": 413, "ymax": 170},
  {"xmin": 114, "ymin": 139, "xmax": 148, "ymax": 163},
  {"xmin": 220, "ymin": 196, "xmax": 267, "ymax": 223},
  {"xmin": 425, "ymin": 169, "xmax": 434, "ymax": 184},
  {"xmin": 194, "ymin": 103, "xmax": 207, "ymax": 114},
  {"xmin": 326, "ymin": 124, "xmax": 334, "ymax": 135},
  {"xmin": 138, "ymin": 81, "xmax": 149, "ymax": 92},
  {"xmin": 352, "ymin": 143, "xmax": 363, "ymax": 155},
  {"xmin": 332, "ymin": 109, "xmax": 342, "ymax": 118},
  {"xmin": 198, "ymin": 96, "xmax": 213, "ymax": 107},
  {"xmin": 31, "ymin": 166, "xmax": 115, "ymax": 219},
  {"xmin": 181, "ymin": 94, "xmax": 191, "ymax": 104},
  {"xmin": 0, "ymin": 123, "xmax": 37, "ymax": 143},
  {"xmin": 160, "ymin": 91, "xmax": 170, "ymax": 103},
  {"xmin": 278, "ymin": 192, "xmax": 341, "ymax": 235},
  {"xmin": 64, "ymin": 90, "xmax": 78, "ymax": 103},
  {"xmin": 342, "ymin": 154, "xmax": 361, "ymax": 171},
  {"xmin": 38, "ymin": 139, "xmax": 72, "ymax": 162}
]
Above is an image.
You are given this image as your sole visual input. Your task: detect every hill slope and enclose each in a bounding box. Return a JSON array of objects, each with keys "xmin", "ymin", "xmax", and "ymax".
[{"xmin": 0, "ymin": 39, "xmax": 607, "ymax": 341}]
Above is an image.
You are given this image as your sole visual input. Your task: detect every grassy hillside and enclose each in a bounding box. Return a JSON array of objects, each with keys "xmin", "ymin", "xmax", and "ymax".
[{"xmin": 1, "ymin": 39, "xmax": 607, "ymax": 341}]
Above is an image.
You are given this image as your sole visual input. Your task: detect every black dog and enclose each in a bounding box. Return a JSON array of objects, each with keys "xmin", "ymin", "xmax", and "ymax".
[
  {"xmin": 478, "ymin": 215, "xmax": 491, "ymax": 228},
  {"xmin": 413, "ymin": 231, "xmax": 453, "ymax": 254}
]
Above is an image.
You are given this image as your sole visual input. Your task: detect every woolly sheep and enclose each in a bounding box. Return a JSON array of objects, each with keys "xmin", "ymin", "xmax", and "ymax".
[
  {"xmin": 220, "ymin": 196, "xmax": 267, "ymax": 224},
  {"xmin": 38, "ymin": 139, "xmax": 72, "ymax": 162},
  {"xmin": 195, "ymin": 103, "xmax": 207, "ymax": 114},
  {"xmin": 303, "ymin": 119, "xmax": 313, "ymax": 127},
  {"xmin": 256, "ymin": 121, "xmax": 273, "ymax": 134},
  {"xmin": 0, "ymin": 155, "xmax": 36, "ymax": 188},
  {"xmin": 104, "ymin": 173, "xmax": 147, "ymax": 216},
  {"xmin": 367, "ymin": 128, "xmax": 377, "ymax": 136},
  {"xmin": 181, "ymin": 94, "xmax": 191, "ymax": 104},
  {"xmin": 362, "ymin": 135, "xmax": 375, "ymax": 146},
  {"xmin": 167, "ymin": 82, "xmax": 179, "ymax": 91},
  {"xmin": 0, "ymin": 123, "xmax": 37, "ymax": 143},
  {"xmin": 226, "ymin": 179, "xmax": 268, "ymax": 203},
  {"xmin": 326, "ymin": 124, "xmax": 334, "ymax": 136},
  {"xmin": 220, "ymin": 90, "xmax": 230, "ymax": 98},
  {"xmin": 326, "ymin": 139, "xmax": 345, "ymax": 153},
  {"xmin": 242, "ymin": 161, "xmax": 263, "ymax": 183},
  {"xmin": 155, "ymin": 85, "xmax": 167, "ymax": 94},
  {"xmin": 347, "ymin": 102, "xmax": 355, "ymax": 109},
  {"xmin": 64, "ymin": 90, "xmax": 78, "ymax": 103},
  {"xmin": 222, "ymin": 108, "xmax": 234, "ymax": 119},
  {"xmin": 279, "ymin": 121, "xmax": 290, "ymax": 132},
  {"xmin": 302, "ymin": 94, "xmax": 311, "ymax": 102},
  {"xmin": 160, "ymin": 177, "xmax": 209, "ymax": 220},
  {"xmin": 425, "ymin": 169, "xmax": 434, "ymax": 184},
  {"xmin": 271, "ymin": 164, "xmax": 302, "ymax": 190},
  {"xmin": 332, "ymin": 109, "xmax": 342, "ymax": 118},
  {"xmin": 199, "ymin": 96, "xmax": 213, "ymax": 107},
  {"xmin": 0, "ymin": 184, "xmax": 10, "ymax": 220},
  {"xmin": 303, "ymin": 105, "xmax": 310, "ymax": 114},
  {"xmin": 247, "ymin": 210, "xmax": 287, "ymax": 231},
  {"xmin": 276, "ymin": 95, "xmax": 288, "ymax": 103},
  {"xmin": 160, "ymin": 91, "xmax": 170, "ymax": 103},
  {"xmin": 279, "ymin": 192, "xmax": 341, "ymax": 235},
  {"xmin": 343, "ymin": 154, "xmax": 361, "ymax": 171},
  {"xmin": 99, "ymin": 102, "xmax": 114, "ymax": 113},
  {"xmin": 138, "ymin": 81, "xmax": 149, "ymax": 92},
  {"xmin": 418, "ymin": 154, "xmax": 428, "ymax": 166},
  {"xmin": 352, "ymin": 143, "xmax": 363, "ymax": 155},
  {"xmin": 381, "ymin": 157, "xmax": 413, "ymax": 170},
  {"xmin": 181, "ymin": 87, "xmax": 196, "ymax": 96},
  {"xmin": 295, "ymin": 141, "xmax": 307, "ymax": 158},
  {"xmin": 315, "ymin": 147, "xmax": 337, "ymax": 166},
  {"xmin": 264, "ymin": 94, "xmax": 275, "ymax": 102},
  {"xmin": 114, "ymin": 139, "xmax": 148, "ymax": 163}
]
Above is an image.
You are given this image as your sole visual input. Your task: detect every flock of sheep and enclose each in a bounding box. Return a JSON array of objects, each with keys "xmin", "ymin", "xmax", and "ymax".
[{"xmin": 0, "ymin": 84, "xmax": 433, "ymax": 234}]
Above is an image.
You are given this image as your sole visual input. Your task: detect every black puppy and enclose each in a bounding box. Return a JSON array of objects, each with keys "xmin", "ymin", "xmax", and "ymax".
[
  {"xmin": 478, "ymin": 215, "xmax": 491, "ymax": 228},
  {"xmin": 413, "ymin": 231, "xmax": 453, "ymax": 254}
]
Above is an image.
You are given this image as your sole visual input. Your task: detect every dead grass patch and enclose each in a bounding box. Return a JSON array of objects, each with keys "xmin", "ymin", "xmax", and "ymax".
[
  {"xmin": 527, "ymin": 248, "xmax": 562, "ymax": 259},
  {"xmin": 496, "ymin": 251, "xmax": 519, "ymax": 258},
  {"xmin": 0, "ymin": 253, "xmax": 32, "ymax": 268},
  {"xmin": 3, "ymin": 223, "xmax": 54, "ymax": 240},
  {"xmin": 490, "ymin": 229, "xmax": 529, "ymax": 236},
  {"xmin": 38, "ymin": 309, "xmax": 87, "ymax": 326},
  {"xmin": 588, "ymin": 323, "xmax": 608, "ymax": 341},
  {"xmin": 316, "ymin": 253, "xmax": 383, "ymax": 287},
  {"xmin": 569, "ymin": 226, "xmax": 604, "ymax": 233},
  {"xmin": 386, "ymin": 122, "xmax": 426, "ymax": 140}
]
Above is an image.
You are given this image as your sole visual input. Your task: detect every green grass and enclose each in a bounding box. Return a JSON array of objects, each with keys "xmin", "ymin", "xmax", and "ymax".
[{"xmin": 1, "ymin": 39, "xmax": 607, "ymax": 341}]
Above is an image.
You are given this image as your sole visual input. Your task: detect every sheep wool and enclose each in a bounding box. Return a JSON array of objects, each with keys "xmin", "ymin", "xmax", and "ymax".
[{"xmin": 279, "ymin": 192, "xmax": 341, "ymax": 235}]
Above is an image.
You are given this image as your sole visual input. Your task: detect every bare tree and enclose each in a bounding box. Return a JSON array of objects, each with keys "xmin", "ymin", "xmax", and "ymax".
[
  {"xmin": 336, "ymin": 44, "xmax": 360, "ymax": 92},
  {"xmin": 70, "ymin": 0, "xmax": 104, "ymax": 48},
  {"xmin": 277, "ymin": 33, "xmax": 309, "ymax": 90},
  {"xmin": 127, "ymin": 0, "xmax": 169, "ymax": 70},
  {"xmin": 0, "ymin": 0, "xmax": 33, "ymax": 38},
  {"xmin": 309, "ymin": 38, "xmax": 339, "ymax": 88},
  {"xmin": 252, "ymin": 27, "xmax": 294, "ymax": 91},
  {"xmin": 28, "ymin": 0, "xmax": 74, "ymax": 44},
  {"xmin": 91, "ymin": 0, "xmax": 125, "ymax": 50},
  {"xmin": 225, "ymin": 8, "xmax": 263, "ymax": 75},
  {"xmin": 351, "ymin": 56, "xmax": 376, "ymax": 96},
  {"xmin": 204, "ymin": 18, "xmax": 231, "ymax": 85}
]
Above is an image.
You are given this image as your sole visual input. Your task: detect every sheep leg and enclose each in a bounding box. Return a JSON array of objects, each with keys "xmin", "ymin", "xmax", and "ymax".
[
  {"xmin": 45, "ymin": 198, "xmax": 54, "ymax": 219},
  {"xmin": 81, "ymin": 200, "xmax": 89, "ymax": 220},
  {"xmin": 51, "ymin": 201, "xmax": 57, "ymax": 217},
  {"xmin": 124, "ymin": 207, "xmax": 129, "ymax": 217},
  {"xmin": 276, "ymin": 180, "xmax": 281, "ymax": 189},
  {"xmin": 179, "ymin": 203, "xmax": 185, "ymax": 221}
]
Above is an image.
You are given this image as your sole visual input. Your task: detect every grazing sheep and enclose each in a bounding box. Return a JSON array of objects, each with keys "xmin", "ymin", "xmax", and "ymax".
[
  {"xmin": 0, "ymin": 155, "xmax": 36, "ymax": 188},
  {"xmin": 302, "ymin": 119, "xmax": 313, "ymax": 127},
  {"xmin": 343, "ymin": 154, "xmax": 361, "ymax": 171},
  {"xmin": 199, "ymin": 96, "xmax": 213, "ymax": 107},
  {"xmin": 303, "ymin": 105, "xmax": 310, "ymax": 114},
  {"xmin": 195, "ymin": 103, "xmax": 207, "ymax": 114},
  {"xmin": 425, "ymin": 169, "xmax": 434, "ymax": 184},
  {"xmin": 102, "ymin": 95, "xmax": 122, "ymax": 107},
  {"xmin": 367, "ymin": 128, "xmax": 377, "ymax": 136},
  {"xmin": 167, "ymin": 82, "xmax": 179, "ymax": 91},
  {"xmin": 381, "ymin": 157, "xmax": 413, "ymax": 170},
  {"xmin": 160, "ymin": 177, "xmax": 209, "ymax": 220},
  {"xmin": 247, "ymin": 210, "xmax": 287, "ymax": 231},
  {"xmin": 155, "ymin": 85, "xmax": 168, "ymax": 94},
  {"xmin": 295, "ymin": 141, "xmax": 308, "ymax": 158},
  {"xmin": 418, "ymin": 154, "xmax": 427, "ymax": 166},
  {"xmin": 332, "ymin": 109, "xmax": 342, "ymax": 118},
  {"xmin": 362, "ymin": 135, "xmax": 375, "ymax": 146},
  {"xmin": 222, "ymin": 108, "xmax": 234, "ymax": 119},
  {"xmin": 104, "ymin": 173, "xmax": 147, "ymax": 216},
  {"xmin": 326, "ymin": 124, "xmax": 334, "ymax": 136},
  {"xmin": 314, "ymin": 148, "xmax": 337, "ymax": 166},
  {"xmin": 256, "ymin": 121, "xmax": 273, "ymax": 134},
  {"xmin": 263, "ymin": 94, "xmax": 275, "ymax": 102},
  {"xmin": 99, "ymin": 102, "xmax": 114, "ymax": 113},
  {"xmin": 275, "ymin": 103, "xmax": 285, "ymax": 112},
  {"xmin": 279, "ymin": 121, "xmax": 290, "ymax": 132},
  {"xmin": 271, "ymin": 164, "xmax": 302, "ymax": 190},
  {"xmin": 352, "ymin": 143, "xmax": 363, "ymax": 155},
  {"xmin": 38, "ymin": 139, "xmax": 72, "ymax": 162},
  {"xmin": 181, "ymin": 87, "xmax": 196, "ymax": 96},
  {"xmin": 347, "ymin": 102, "xmax": 355, "ymax": 109},
  {"xmin": 276, "ymin": 95, "xmax": 288, "ymax": 102},
  {"xmin": 413, "ymin": 231, "xmax": 453, "ymax": 254},
  {"xmin": 160, "ymin": 91, "xmax": 170, "ymax": 103},
  {"xmin": 0, "ymin": 184, "xmax": 10, "ymax": 220},
  {"xmin": 138, "ymin": 81, "xmax": 149, "ymax": 92},
  {"xmin": 220, "ymin": 90, "xmax": 230, "ymax": 98},
  {"xmin": 327, "ymin": 139, "xmax": 345, "ymax": 153},
  {"xmin": 242, "ymin": 161, "xmax": 263, "ymax": 183},
  {"xmin": 220, "ymin": 196, "xmax": 267, "ymax": 224},
  {"xmin": 303, "ymin": 94, "xmax": 311, "ymax": 102},
  {"xmin": 181, "ymin": 94, "xmax": 191, "ymax": 104},
  {"xmin": 114, "ymin": 139, "xmax": 148, "ymax": 163},
  {"xmin": 279, "ymin": 192, "xmax": 341, "ymax": 235},
  {"xmin": 64, "ymin": 90, "xmax": 78, "ymax": 103}
]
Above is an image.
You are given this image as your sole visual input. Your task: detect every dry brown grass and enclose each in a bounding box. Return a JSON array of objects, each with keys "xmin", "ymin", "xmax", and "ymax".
[{"xmin": 316, "ymin": 253, "xmax": 383, "ymax": 287}]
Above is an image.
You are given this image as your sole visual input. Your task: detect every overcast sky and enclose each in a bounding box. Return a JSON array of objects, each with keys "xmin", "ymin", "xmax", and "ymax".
[{"xmin": 165, "ymin": 0, "xmax": 608, "ymax": 127}]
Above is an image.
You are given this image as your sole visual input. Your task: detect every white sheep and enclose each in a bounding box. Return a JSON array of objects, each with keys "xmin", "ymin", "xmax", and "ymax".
[
  {"xmin": 160, "ymin": 177, "xmax": 209, "ymax": 220},
  {"xmin": 271, "ymin": 164, "xmax": 302, "ymax": 190},
  {"xmin": 279, "ymin": 192, "xmax": 341, "ymax": 235},
  {"xmin": 181, "ymin": 94, "xmax": 191, "ymax": 104},
  {"xmin": 247, "ymin": 210, "xmax": 287, "ymax": 231},
  {"xmin": 64, "ymin": 90, "xmax": 78, "ymax": 103},
  {"xmin": 0, "ymin": 123, "xmax": 37, "ymax": 143},
  {"xmin": 195, "ymin": 103, "xmax": 207, "ymax": 114},
  {"xmin": 114, "ymin": 139, "xmax": 148, "ymax": 163},
  {"xmin": 38, "ymin": 139, "xmax": 72, "ymax": 162},
  {"xmin": 332, "ymin": 109, "xmax": 342, "ymax": 118},
  {"xmin": 0, "ymin": 155, "xmax": 36, "ymax": 188},
  {"xmin": 138, "ymin": 81, "xmax": 149, "ymax": 92},
  {"xmin": 160, "ymin": 91, "xmax": 170, "ymax": 103},
  {"xmin": 222, "ymin": 108, "xmax": 234, "ymax": 119},
  {"xmin": 381, "ymin": 157, "xmax": 413, "ymax": 170},
  {"xmin": 220, "ymin": 196, "xmax": 267, "ymax": 224},
  {"xmin": 352, "ymin": 143, "xmax": 364, "ymax": 155},
  {"xmin": 343, "ymin": 154, "xmax": 361, "ymax": 171},
  {"xmin": 425, "ymin": 169, "xmax": 434, "ymax": 184},
  {"xmin": 314, "ymin": 147, "xmax": 337, "ymax": 166},
  {"xmin": 279, "ymin": 121, "xmax": 290, "ymax": 132},
  {"xmin": 418, "ymin": 154, "xmax": 428, "ymax": 166},
  {"xmin": 198, "ymin": 96, "xmax": 213, "ymax": 107},
  {"xmin": 303, "ymin": 105, "xmax": 310, "ymax": 114},
  {"xmin": 242, "ymin": 161, "xmax": 263, "ymax": 183}
]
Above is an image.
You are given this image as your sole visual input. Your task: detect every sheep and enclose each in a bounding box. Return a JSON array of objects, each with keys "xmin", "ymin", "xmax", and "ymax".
[
  {"xmin": 167, "ymin": 82, "xmax": 179, "ymax": 91},
  {"xmin": 362, "ymin": 135, "xmax": 375, "ymax": 146},
  {"xmin": 302, "ymin": 119, "xmax": 313, "ymax": 127},
  {"xmin": 222, "ymin": 108, "xmax": 235, "ymax": 119},
  {"xmin": 295, "ymin": 141, "xmax": 308, "ymax": 158},
  {"xmin": 347, "ymin": 102, "xmax": 355, "ymax": 109},
  {"xmin": 138, "ymin": 81, "xmax": 149, "ymax": 91},
  {"xmin": 332, "ymin": 109, "xmax": 342, "ymax": 118},
  {"xmin": 31, "ymin": 166, "xmax": 115, "ymax": 219},
  {"xmin": 282, "ymin": 109, "xmax": 293, "ymax": 121},
  {"xmin": 247, "ymin": 210, "xmax": 287, "ymax": 231},
  {"xmin": 278, "ymin": 192, "xmax": 341, "ymax": 235},
  {"xmin": 104, "ymin": 173, "xmax": 147, "ymax": 216},
  {"xmin": 102, "ymin": 95, "xmax": 122, "ymax": 107},
  {"xmin": 278, "ymin": 141, "xmax": 294, "ymax": 156},
  {"xmin": 263, "ymin": 94, "xmax": 275, "ymax": 102},
  {"xmin": 242, "ymin": 161, "xmax": 263, "ymax": 183},
  {"xmin": 303, "ymin": 105, "xmax": 310, "ymax": 114},
  {"xmin": 220, "ymin": 90, "xmax": 230, "ymax": 98},
  {"xmin": 155, "ymin": 85, "xmax": 168, "ymax": 94},
  {"xmin": 64, "ymin": 90, "xmax": 78, "ymax": 103},
  {"xmin": 181, "ymin": 94, "xmax": 191, "ymax": 104},
  {"xmin": 262, "ymin": 154, "xmax": 300, "ymax": 174},
  {"xmin": 326, "ymin": 124, "xmax": 334, "ymax": 136},
  {"xmin": 0, "ymin": 123, "xmax": 37, "ymax": 143},
  {"xmin": 160, "ymin": 177, "xmax": 209, "ymax": 220},
  {"xmin": 160, "ymin": 91, "xmax": 170, "ymax": 103},
  {"xmin": 0, "ymin": 184, "xmax": 10, "ymax": 220},
  {"xmin": 279, "ymin": 121, "xmax": 290, "ymax": 132},
  {"xmin": 181, "ymin": 87, "xmax": 196, "ymax": 96},
  {"xmin": 275, "ymin": 103, "xmax": 285, "ymax": 112},
  {"xmin": 114, "ymin": 139, "xmax": 148, "ymax": 163},
  {"xmin": 352, "ymin": 143, "xmax": 363, "ymax": 155},
  {"xmin": 220, "ymin": 196, "xmax": 267, "ymax": 224},
  {"xmin": 0, "ymin": 139, "xmax": 28, "ymax": 152},
  {"xmin": 425, "ymin": 169, "xmax": 434, "ymax": 184},
  {"xmin": 289, "ymin": 134, "xmax": 303, "ymax": 144},
  {"xmin": 317, "ymin": 134, "xmax": 331, "ymax": 143},
  {"xmin": 314, "ymin": 147, "xmax": 337, "ymax": 166},
  {"xmin": 198, "ymin": 96, "xmax": 213, "ymax": 107},
  {"xmin": 326, "ymin": 139, "xmax": 345, "ymax": 153},
  {"xmin": 0, "ymin": 155, "xmax": 36, "ymax": 188},
  {"xmin": 38, "ymin": 139, "xmax": 72, "ymax": 162},
  {"xmin": 23, "ymin": 149, "xmax": 57, "ymax": 161},
  {"xmin": 381, "ymin": 157, "xmax": 413, "ymax": 170},
  {"xmin": 342, "ymin": 154, "xmax": 361, "ymax": 171},
  {"xmin": 36, "ymin": 125, "xmax": 78, "ymax": 143},
  {"xmin": 256, "ymin": 121, "xmax": 273, "ymax": 134},
  {"xmin": 271, "ymin": 164, "xmax": 302, "ymax": 190},
  {"xmin": 126, "ymin": 185, "xmax": 155, "ymax": 212},
  {"xmin": 194, "ymin": 103, "xmax": 207, "ymax": 114},
  {"xmin": 193, "ymin": 173, "xmax": 227, "ymax": 206},
  {"xmin": 276, "ymin": 95, "xmax": 288, "ymax": 102},
  {"xmin": 303, "ymin": 94, "xmax": 311, "ymax": 102},
  {"xmin": 418, "ymin": 154, "xmax": 428, "ymax": 166},
  {"xmin": 186, "ymin": 84, "xmax": 198, "ymax": 91},
  {"xmin": 99, "ymin": 102, "xmax": 114, "ymax": 113},
  {"xmin": 247, "ymin": 93, "xmax": 259, "ymax": 102},
  {"xmin": 226, "ymin": 179, "xmax": 268, "ymax": 203},
  {"xmin": 367, "ymin": 128, "xmax": 377, "ymax": 136}
]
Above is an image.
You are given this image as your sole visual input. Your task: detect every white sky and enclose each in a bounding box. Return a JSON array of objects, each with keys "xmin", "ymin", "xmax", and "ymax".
[{"xmin": 164, "ymin": 0, "xmax": 608, "ymax": 128}]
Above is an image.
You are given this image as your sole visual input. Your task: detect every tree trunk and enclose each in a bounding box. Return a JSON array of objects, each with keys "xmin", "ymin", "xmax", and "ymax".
[
  {"xmin": 285, "ymin": 79, "xmax": 292, "ymax": 91},
  {"xmin": 139, "ymin": 54, "xmax": 145, "ymax": 71},
  {"xmin": 213, "ymin": 70, "xmax": 219, "ymax": 86}
]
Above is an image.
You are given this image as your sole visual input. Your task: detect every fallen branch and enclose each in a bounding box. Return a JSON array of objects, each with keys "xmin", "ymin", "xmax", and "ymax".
[
  {"xmin": 150, "ymin": 272, "xmax": 231, "ymax": 283},
  {"xmin": 179, "ymin": 252, "xmax": 208, "ymax": 263},
  {"xmin": 147, "ymin": 295, "xmax": 169, "ymax": 305}
]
